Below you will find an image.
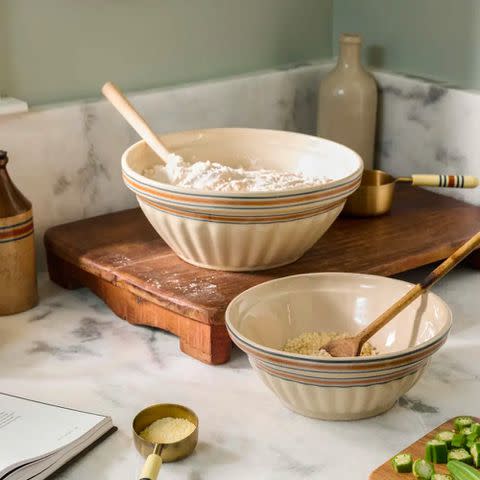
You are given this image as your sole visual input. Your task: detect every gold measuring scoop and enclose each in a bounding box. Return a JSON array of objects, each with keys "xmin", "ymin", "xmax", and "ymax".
[
  {"xmin": 343, "ymin": 170, "xmax": 479, "ymax": 217},
  {"xmin": 132, "ymin": 404, "xmax": 198, "ymax": 480}
]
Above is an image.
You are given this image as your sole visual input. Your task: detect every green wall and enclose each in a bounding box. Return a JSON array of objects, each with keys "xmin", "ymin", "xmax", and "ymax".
[
  {"xmin": 0, "ymin": 2, "xmax": 6, "ymax": 96},
  {"xmin": 333, "ymin": 0, "xmax": 480, "ymax": 88},
  {"xmin": 1, "ymin": 0, "xmax": 332, "ymax": 106},
  {"xmin": 7, "ymin": 0, "xmax": 475, "ymax": 106}
]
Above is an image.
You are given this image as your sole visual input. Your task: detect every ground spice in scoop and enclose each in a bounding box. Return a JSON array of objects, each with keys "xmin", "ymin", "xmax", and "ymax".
[{"xmin": 140, "ymin": 417, "xmax": 196, "ymax": 444}]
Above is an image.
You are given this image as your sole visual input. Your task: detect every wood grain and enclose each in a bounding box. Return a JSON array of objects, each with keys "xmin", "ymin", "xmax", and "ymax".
[
  {"xmin": 369, "ymin": 416, "xmax": 480, "ymax": 479},
  {"xmin": 46, "ymin": 253, "xmax": 232, "ymax": 364},
  {"xmin": 44, "ymin": 185, "xmax": 480, "ymax": 364}
]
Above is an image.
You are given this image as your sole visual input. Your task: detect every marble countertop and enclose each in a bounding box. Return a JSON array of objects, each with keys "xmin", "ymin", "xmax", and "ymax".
[{"xmin": 2, "ymin": 266, "xmax": 479, "ymax": 479}]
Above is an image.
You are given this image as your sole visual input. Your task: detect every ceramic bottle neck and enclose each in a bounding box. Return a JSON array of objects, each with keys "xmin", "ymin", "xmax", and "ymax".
[
  {"xmin": 0, "ymin": 150, "xmax": 31, "ymax": 216},
  {"xmin": 337, "ymin": 35, "xmax": 362, "ymax": 70}
]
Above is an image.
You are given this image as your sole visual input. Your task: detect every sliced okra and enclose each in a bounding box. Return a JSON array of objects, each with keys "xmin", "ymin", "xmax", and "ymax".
[
  {"xmin": 454, "ymin": 416, "xmax": 473, "ymax": 432},
  {"xmin": 471, "ymin": 442, "xmax": 480, "ymax": 468},
  {"xmin": 426, "ymin": 439, "xmax": 448, "ymax": 464},
  {"xmin": 436, "ymin": 431, "xmax": 454, "ymax": 449},
  {"xmin": 413, "ymin": 459, "xmax": 434, "ymax": 479},
  {"xmin": 451, "ymin": 433, "xmax": 466, "ymax": 448},
  {"xmin": 392, "ymin": 453, "xmax": 413, "ymax": 473},
  {"xmin": 448, "ymin": 448, "xmax": 473, "ymax": 465}
]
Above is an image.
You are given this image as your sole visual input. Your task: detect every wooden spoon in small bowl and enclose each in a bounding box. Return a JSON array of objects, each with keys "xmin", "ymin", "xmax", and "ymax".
[
  {"xmin": 324, "ymin": 231, "xmax": 480, "ymax": 357},
  {"xmin": 101, "ymin": 81, "xmax": 171, "ymax": 164}
]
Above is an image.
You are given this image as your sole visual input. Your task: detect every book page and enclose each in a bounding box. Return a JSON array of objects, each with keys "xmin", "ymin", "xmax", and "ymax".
[{"xmin": 0, "ymin": 393, "xmax": 106, "ymax": 474}]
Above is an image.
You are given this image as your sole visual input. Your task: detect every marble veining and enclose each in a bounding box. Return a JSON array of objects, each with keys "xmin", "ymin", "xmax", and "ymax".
[
  {"xmin": 1, "ymin": 61, "xmax": 480, "ymax": 270},
  {"xmin": 375, "ymin": 71, "xmax": 480, "ymax": 207},
  {"xmin": 0, "ymin": 267, "xmax": 479, "ymax": 479},
  {"xmin": 398, "ymin": 396, "xmax": 439, "ymax": 414}
]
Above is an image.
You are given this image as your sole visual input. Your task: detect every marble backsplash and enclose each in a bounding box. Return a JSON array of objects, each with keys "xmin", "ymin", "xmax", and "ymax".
[{"xmin": 0, "ymin": 61, "xmax": 479, "ymax": 268}]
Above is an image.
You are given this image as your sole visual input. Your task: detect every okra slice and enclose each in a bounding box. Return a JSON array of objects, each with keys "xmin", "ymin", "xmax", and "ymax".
[
  {"xmin": 448, "ymin": 460, "xmax": 480, "ymax": 480},
  {"xmin": 471, "ymin": 422, "xmax": 480, "ymax": 436},
  {"xmin": 431, "ymin": 474, "xmax": 452, "ymax": 480},
  {"xmin": 436, "ymin": 431, "xmax": 455, "ymax": 448},
  {"xmin": 466, "ymin": 431, "xmax": 479, "ymax": 449},
  {"xmin": 471, "ymin": 442, "xmax": 480, "ymax": 468},
  {"xmin": 413, "ymin": 459, "xmax": 434, "ymax": 479},
  {"xmin": 426, "ymin": 439, "xmax": 448, "ymax": 464},
  {"xmin": 448, "ymin": 448, "xmax": 473, "ymax": 465},
  {"xmin": 392, "ymin": 453, "xmax": 413, "ymax": 473},
  {"xmin": 451, "ymin": 433, "xmax": 466, "ymax": 448},
  {"xmin": 461, "ymin": 426, "xmax": 473, "ymax": 436},
  {"xmin": 454, "ymin": 416, "xmax": 473, "ymax": 432}
]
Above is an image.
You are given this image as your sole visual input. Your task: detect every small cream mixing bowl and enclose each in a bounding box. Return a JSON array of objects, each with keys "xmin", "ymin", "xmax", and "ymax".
[
  {"xmin": 132, "ymin": 403, "xmax": 198, "ymax": 479},
  {"xmin": 226, "ymin": 272, "xmax": 452, "ymax": 420}
]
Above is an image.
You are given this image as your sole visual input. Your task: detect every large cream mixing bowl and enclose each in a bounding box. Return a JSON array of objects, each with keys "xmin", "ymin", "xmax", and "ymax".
[{"xmin": 122, "ymin": 128, "xmax": 363, "ymax": 271}]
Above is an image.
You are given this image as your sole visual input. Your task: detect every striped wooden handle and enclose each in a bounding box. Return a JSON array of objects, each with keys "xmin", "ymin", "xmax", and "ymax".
[{"xmin": 411, "ymin": 174, "xmax": 479, "ymax": 188}]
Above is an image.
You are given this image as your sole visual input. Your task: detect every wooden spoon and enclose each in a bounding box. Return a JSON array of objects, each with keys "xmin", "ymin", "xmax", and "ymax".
[
  {"xmin": 101, "ymin": 81, "xmax": 171, "ymax": 164},
  {"xmin": 324, "ymin": 231, "xmax": 480, "ymax": 357}
]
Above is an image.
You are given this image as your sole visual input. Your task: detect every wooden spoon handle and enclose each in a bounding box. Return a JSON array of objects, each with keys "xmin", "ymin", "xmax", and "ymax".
[
  {"xmin": 101, "ymin": 82, "xmax": 170, "ymax": 163},
  {"xmin": 356, "ymin": 231, "xmax": 480, "ymax": 347}
]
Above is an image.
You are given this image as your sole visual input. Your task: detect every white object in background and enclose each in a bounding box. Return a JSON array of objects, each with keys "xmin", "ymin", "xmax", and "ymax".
[{"xmin": 0, "ymin": 97, "xmax": 28, "ymax": 115}]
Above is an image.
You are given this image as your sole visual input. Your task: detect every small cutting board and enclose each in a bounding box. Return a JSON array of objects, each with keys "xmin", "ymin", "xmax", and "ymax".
[
  {"xmin": 44, "ymin": 185, "xmax": 480, "ymax": 364},
  {"xmin": 369, "ymin": 416, "xmax": 480, "ymax": 479}
]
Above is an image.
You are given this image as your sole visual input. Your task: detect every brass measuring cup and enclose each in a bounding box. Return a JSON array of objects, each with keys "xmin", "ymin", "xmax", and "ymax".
[
  {"xmin": 132, "ymin": 403, "xmax": 199, "ymax": 480},
  {"xmin": 343, "ymin": 170, "xmax": 479, "ymax": 217}
]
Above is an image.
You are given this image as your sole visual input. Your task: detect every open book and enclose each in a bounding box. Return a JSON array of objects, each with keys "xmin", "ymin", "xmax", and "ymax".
[{"xmin": 0, "ymin": 392, "xmax": 116, "ymax": 480}]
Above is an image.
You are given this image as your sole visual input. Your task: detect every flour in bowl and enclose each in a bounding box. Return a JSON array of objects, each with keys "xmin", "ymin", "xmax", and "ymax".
[{"xmin": 142, "ymin": 154, "xmax": 331, "ymax": 192}]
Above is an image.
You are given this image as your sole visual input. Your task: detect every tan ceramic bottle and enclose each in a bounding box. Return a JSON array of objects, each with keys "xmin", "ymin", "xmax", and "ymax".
[
  {"xmin": 317, "ymin": 33, "xmax": 378, "ymax": 169},
  {"xmin": 0, "ymin": 150, "xmax": 38, "ymax": 314}
]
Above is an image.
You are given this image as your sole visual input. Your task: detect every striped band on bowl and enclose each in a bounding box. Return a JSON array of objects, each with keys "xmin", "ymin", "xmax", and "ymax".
[
  {"xmin": 251, "ymin": 356, "xmax": 428, "ymax": 388},
  {"xmin": 254, "ymin": 350, "xmax": 431, "ymax": 377},
  {"xmin": 122, "ymin": 170, "xmax": 362, "ymax": 210},
  {"xmin": 227, "ymin": 323, "xmax": 449, "ymax": 372},
  {"xmin": 139, "ymin": 196, "xmax": 345, "ymax": 224}
]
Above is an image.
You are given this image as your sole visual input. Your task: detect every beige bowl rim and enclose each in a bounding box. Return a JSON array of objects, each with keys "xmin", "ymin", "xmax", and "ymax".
[
  {"xmin": 121, "ymin": 127, "xmax": 363, "ymax": 197},
  {"xmin": 225, "ymin": 272, "xmax": 453, "ymax": 363}
]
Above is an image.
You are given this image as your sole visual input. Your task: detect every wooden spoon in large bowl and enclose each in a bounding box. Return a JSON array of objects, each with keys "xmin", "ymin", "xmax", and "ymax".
[
  {"xmin": 324, "ymin": 231, "xmax": 480, "ymax": 357},
  {"xmin": 102, "ymin": 81, "xmax": 171, "ymax": 164}
]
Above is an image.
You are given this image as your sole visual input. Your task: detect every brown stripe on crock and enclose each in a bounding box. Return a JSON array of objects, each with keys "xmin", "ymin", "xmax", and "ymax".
[{"xmin": 0, "ymin": 220, "xmax": 33, "ymax": 240}]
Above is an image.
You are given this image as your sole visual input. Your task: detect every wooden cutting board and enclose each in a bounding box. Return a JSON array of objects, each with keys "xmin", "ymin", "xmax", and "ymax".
[
  {"xmin": 370, "ymin": 416, "xmax": 480, "ymax": 479},
  {"xmin": 44, "ymin": 185, "xmax": 480, "ymax": 364}
]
